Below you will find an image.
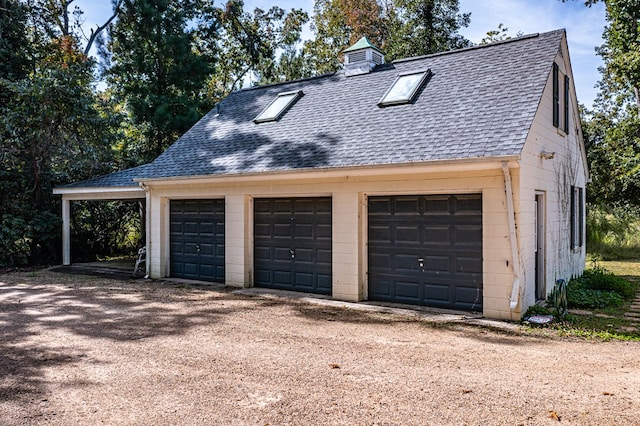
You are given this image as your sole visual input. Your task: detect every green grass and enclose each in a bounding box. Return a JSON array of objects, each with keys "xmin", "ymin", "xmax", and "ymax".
[
  {"xmin": 524, "ymin": 258, "xmax": 640, "ymax": 341},
  {"xmin": 587, "ymin": 205, "xmax": 640, "ymax": 260}
]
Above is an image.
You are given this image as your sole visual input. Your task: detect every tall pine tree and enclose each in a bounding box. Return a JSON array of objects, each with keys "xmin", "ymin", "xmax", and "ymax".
[{"xmin": 105, "ymin": 0, "xmax": 212, "ymax": 162}]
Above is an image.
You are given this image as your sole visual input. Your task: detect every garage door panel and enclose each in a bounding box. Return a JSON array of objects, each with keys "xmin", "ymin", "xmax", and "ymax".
[
  {"xmin": 199, "ymin": 222, "xmax": 215, "ymax": 235},
  {"xmin": 294, "ymin": 272, "xmax": 314, "ymax": 288},
  {"xmin": 274, "ymin": 270, "xmax": 292, "ymax": 285},
  {"xmin": 274, "ymin": 247, "xmax": 293, "ymax": 261},
  {"xmin": 369, "ymin": 253, "xmax": 390, "ymax": 269},
  {"xmin": 182, "ymin": 222, "xmax": 198, "ymax": 235},
  {"xmin": 293, "ymin": 248, "xmax": 312, "ymax": 262},
  {"xmin": 395, "ymin": 197, "xmax": 421, "ymax": 214},
  {"xmin": 455, "ymin": 196, "xmax": 483, "ymax": 213},
  {"xmin": 395, "ymin": 254, "xmax": 419, "ymax": 271},
  {"xmin": 254, "ymin": 223, "xmax": 271, "ymax": 237},
  {"xmin": 170, "ymin": 199, "xmax": 225, "ymax": 283},
  {"xmin": 396, "ymin": 226, "xmax": 420, "ymax": 243},
  {"xmin": 368, "ymin": 194, "xmax": 482, "ymax": 311},
  {"xmin": 455, "ymin": 290, "xmax": 482, "ymax": 310},
  {"xmin": 454, "ymin": 226, "xmax": 482, "ymax": 245},
  {"xmin": 317, "ymin": 224, "xmax": 332, "ymax": 239},
  {"xmin": 425, "ymin": 226, "xmax": 451, "ymax": 244},
  {"xmin": 456, "ymin": 256, "xmax": 482, "ymax": 273},
  {"xmin": 317, "ymin": 249, "xmax": 332, "ymax": 264},
  {"xmin": 255, "ymin": 268, "xmax": 271, "ymax": 283},
  {"xmin": 369, "ymin": 278, "xmax": 392, "ymax": 297},
  {"xmin": 424, "ymin": 197, "xmax": 449, "ymax": 214},
  {"xmin": 424, "ymin": 283, "xmax": 450, "ymax": 302},
  {"xmin": 396, "ymin": 281, "xmax": 420, "ymax": 299},
  {"xmin": 424, "ymin": 255, "xmax": 450, "ymax": 272},
  {"xmin": 274, "ymin": 199, "xmax": 292, "ymax": 213},
  {"xmin": 254, "ymin": 197, "xmax": 332, "ymax": 295},
  {"xmin": 369, "ymin": 225, "xmax": 391, "ymax": 242},
  {"xmin": 317, "ymin": 275, "xmax": 331, "ymax": 292},
  {"xmin": 294, "ymin": 199, "xmax": 315, "ymax": 213},
  {"xmin": 369, "ymin": 198, "xmax": 391, "ymax": 214},
  {"xmin": 274, "ymin": 224, "xmax": 291, "ymax": 237},
  {"xmin": 295, "ymin": 224, "xmax": 313, "ymax": 238}
]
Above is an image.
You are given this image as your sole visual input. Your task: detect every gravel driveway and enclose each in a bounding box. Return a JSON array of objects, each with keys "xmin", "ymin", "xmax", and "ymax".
[{"xmin": 1, "ymin": 270, "xmax": 639, "ymax": 425}]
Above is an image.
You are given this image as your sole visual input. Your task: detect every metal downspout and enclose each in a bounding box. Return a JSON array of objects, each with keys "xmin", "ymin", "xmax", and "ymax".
[
  {"xmin": 140, "ymin": 182, "xmax": 151, "ymax": 278},
  {"xmin": 502, "ymin": 162, "xmax": 521, "ymax": 310}
]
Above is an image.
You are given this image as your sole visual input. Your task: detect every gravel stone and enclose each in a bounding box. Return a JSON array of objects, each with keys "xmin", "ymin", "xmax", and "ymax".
[{"xmin": 1, "ymin": 271, "xmax": 639, "ymax": 425}]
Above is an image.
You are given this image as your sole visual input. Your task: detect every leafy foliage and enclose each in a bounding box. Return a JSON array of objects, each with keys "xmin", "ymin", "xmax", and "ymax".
[
  {"xmin": 304, "ymin": 0, "xmax": 387, "ymax": 74},
  {"xmin": 523, "ymin": 304, "xmax": 552, "ymax": 317},
  {"xmin": 567, "ymin": 287, "xmax": 624, "ymax": 309},
  {"xmin": 0, "ymin": 0, "xmax": 32, "ymax": 82},
  {"xmin": 303, "ymin": 0, "xmax": 470, "ymax": 74},
  {"xmin": 384, "ymin": 0, "xmax": 471, "ymax": 60},
  {"xmin": 580, "ymin": 266, "xmax": 637, "ymax": 298},
  {"xmin": 565, "ymin": 267, "xmax": 637, "ymax": 309},
  {"xmin": 105, "ymin": 0, "xmax": 213, "ymax": 162},
  {"xmin": 198, "ymin": 1, "xmax": 309, "ymax": 97},
  {"xmin": 586, "ymin": 204, "xmax": 640, "ymax": 259},
  {"xmin": 574, "ymin": 1, "xmax": 640, "ymax": 209}
]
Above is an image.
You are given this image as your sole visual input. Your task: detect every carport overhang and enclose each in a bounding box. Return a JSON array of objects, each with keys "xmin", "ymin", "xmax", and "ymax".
[{"xmin": 52, "ymin": 186, "xmax": 147, "ymax": 266}]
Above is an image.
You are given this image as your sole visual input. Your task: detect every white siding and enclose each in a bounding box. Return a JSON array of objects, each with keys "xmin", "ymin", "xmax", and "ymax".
[
  {"xmin": 144, "ymin": 166, "xmax": 519, "ymax": 320},
  {"xmin": 518, "ymin": 36, "xmax": 588, "ymax": 311}
]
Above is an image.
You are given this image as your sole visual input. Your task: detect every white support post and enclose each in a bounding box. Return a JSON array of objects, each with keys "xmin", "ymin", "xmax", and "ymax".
[
  {"xmin": 62, "ymin": 197, "xmax": 71, "ymax": 265},
  {"xmin": 145, "ymin": 189, "xmax": 151, "ymax": 277}
]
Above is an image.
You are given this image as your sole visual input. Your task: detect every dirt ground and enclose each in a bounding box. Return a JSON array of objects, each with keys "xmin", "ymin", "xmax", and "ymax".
[{"xmin": 1, "ymin": 270, "xmax": 639, "ymax": 425}]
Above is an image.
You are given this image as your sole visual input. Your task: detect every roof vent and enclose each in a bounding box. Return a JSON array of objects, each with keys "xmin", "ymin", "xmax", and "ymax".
[{"xmin": 343, "ymin": 36, "xmax": 384, "ymax": 77}]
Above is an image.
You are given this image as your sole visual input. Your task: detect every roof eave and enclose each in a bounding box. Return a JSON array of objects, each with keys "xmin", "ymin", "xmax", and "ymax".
[
  {"xmin": 136, "ymin": 155, "xmax": 521, "ymax": 186},
  {"xmin": 53, "ymin": 185, "xmax": 146, "ymax": 200}
]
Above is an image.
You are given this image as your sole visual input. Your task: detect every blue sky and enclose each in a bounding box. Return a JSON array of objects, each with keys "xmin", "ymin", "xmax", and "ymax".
[{"xmin": 76, "ymin": 0, "xmax": 606, "ymax": 108}]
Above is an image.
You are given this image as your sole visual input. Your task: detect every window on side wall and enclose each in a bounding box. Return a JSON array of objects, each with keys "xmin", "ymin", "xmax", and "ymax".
[
  {"xmin": 570, "ymin": 185, "xmax": 584, "ymax": 249},
  {"xmin": 552, "ymin": 62, "xmax": 570, "ymax": 134}
]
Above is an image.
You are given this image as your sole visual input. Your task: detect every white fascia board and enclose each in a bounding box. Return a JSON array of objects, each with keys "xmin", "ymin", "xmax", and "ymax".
[
  {"xmin": 137, "ymin": 156, "xmax": 521, "ymax": 188},
  {"xmin": 53, "ymin": 186, "xmax": 145, "ymax": 200}
]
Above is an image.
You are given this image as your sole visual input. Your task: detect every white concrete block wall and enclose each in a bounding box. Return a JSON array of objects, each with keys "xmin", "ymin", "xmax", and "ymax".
[
  {"xmin": 225, "ymin": 194, "xmax": 250, "ymax": 287},
  {"xmin": 518, "ymin": 36, "xmax": 588, "ymax": 313},
  {"xmin": 331, "ymin": 191, "xmax": 361, "ymax": 301},
  {"xmin": 145, "ymin": 166, "xmax": 517, "ymax": 320}
]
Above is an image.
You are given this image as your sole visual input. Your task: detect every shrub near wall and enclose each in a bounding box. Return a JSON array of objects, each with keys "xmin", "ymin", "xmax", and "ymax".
[{"xmin": 566, "ymin": 267, "xmax": 637, "ymax": 310}]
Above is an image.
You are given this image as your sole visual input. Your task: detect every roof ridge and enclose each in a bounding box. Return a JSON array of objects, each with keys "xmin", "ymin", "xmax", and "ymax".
[
  {"xmin": 392, "ymin": 29, "xmax": 564, "ymax": 65},
  {"xmin": 237, "ymin": 71, "xmax": 337, "ymax": 93}
]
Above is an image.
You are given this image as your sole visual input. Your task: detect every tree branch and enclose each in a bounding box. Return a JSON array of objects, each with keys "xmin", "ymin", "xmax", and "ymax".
[{"xmin": 83, "ymin": 0, "xmax": 123, "ymax": 56}]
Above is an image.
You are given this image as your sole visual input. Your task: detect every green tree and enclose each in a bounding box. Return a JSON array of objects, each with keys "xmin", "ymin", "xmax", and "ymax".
[
  {"xmin": 0, "ymin": 35, "xmax": 115, "ymax": 265},
  {"xmin": 303, "ymin": 0, "xmax": 388, "ymax": 75},
  {"xmin": 385, "ymin": 0, "xmax": 471, "ymax": 60},
  {"xmin": 566, "ymin": 0, "xmax": 640, "ymax": 207},
  {"xmin": 196, "ymin": 0, "xmax": 308, "ymax": 101},
  {"xmin": 0, "ymin": 0, "xmax": 32, "ymax": 82},
  {"xmin": 479, "ymin": 23, "xmax": 523, "ymax": 45},
  {"xmin": 304, "ymin": 0, "xmax": 471, "ymax": 74},
  {"xmin": 105, "ymin": 0, "xmax": 212, "ymax": 162}
]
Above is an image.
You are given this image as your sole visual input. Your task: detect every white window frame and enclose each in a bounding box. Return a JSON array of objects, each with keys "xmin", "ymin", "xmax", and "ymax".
[
  {"xmin": 254, "ymin": 90, "xmax": 303, "ymax": 123},
  {"xmin": 378, "ymin": 69, "xmax": 431, "ymax": 107}
]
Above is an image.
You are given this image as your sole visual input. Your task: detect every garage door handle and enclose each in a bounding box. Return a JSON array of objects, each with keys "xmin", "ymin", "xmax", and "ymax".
[
  {"xmin": 418, "ymin": 258, "xmax": 425, "ymax": 271},
  {"xmin": 196, "ymin": 244, "xmax": 201, "ymax": 253},
  {"xmin": 290, "ymin": 249, "xmax": 295, "ymax": 259}
]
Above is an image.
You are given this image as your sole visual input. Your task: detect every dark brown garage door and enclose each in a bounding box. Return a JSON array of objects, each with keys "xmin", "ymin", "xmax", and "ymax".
[
  {"xmin": 254, "ymin": 197, "xmax": 332, "ymax": 295},
  {"xmin": 368, "ymin": 194, "xmax": 482, "ymax": 311},
  {"xmin": 170, "ymin": 199, "xmax": 225, "ymax": 282}
]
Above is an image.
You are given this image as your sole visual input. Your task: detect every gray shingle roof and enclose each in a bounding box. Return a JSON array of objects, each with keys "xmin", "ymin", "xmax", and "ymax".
[
  {"xmin": 62, "ymin": 29, "xmax": 565, "ymax": 188},
  {"xmin": 58, "ymin": 164, "xmax": 154, "ymax": 188}
]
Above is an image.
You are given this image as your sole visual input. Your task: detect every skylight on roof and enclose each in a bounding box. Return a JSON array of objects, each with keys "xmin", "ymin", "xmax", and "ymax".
[
  {"xmin": 254, "ymin": 90, "xmax": 303, "ymax": 123},
  {"xmin": 378, "ymin": 70, "xmax": 431, "ymax": 106}
]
